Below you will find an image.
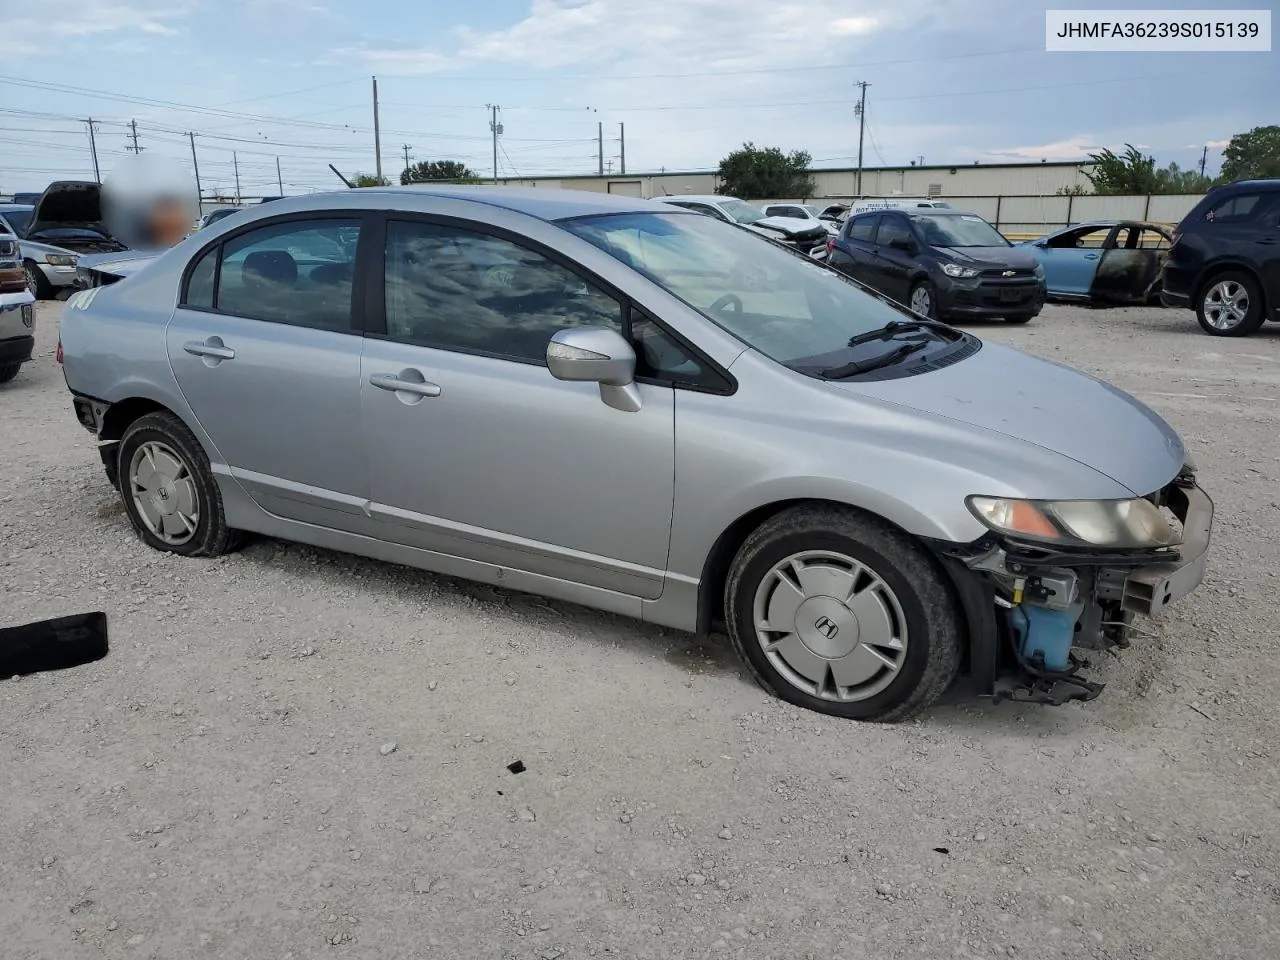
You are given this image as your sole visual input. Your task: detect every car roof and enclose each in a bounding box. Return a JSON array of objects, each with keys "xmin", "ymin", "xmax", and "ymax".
[
  {"xmin": 1049, "ymin": 220, "xmax": 1171, "ymax": 232},
  {"xmin": 0, "ymin": 203, "xmax": 33, "ymax": 212},
  {"xmin": 346, "ymin": 185, "xmax": 663, "ymax": 220},
  {"xmin": 658, "ymin": 195, "xmax": 732, "ymax": 204}
]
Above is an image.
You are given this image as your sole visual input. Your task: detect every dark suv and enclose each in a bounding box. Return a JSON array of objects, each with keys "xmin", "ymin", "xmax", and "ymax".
[
  {"xmin": 827, "ymin": 209, "xmax": 1046, "ymax": 323},
  {"xmin": 1162, "ymin": 179, "xmax": 1280, "ymax": 336}
]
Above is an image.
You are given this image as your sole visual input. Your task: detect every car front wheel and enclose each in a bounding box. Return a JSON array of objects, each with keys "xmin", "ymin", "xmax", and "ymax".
[
  {"xmin": 725, "ymin": 504, "xmax": 963, "ymax": 721},
  {"xmin": 117, "ymin": 411, "xmax": 241, "ymax": 557},
  {"xmin": 908, "ymin": 281, "xmax": 937, "ymax": 319},
  {"xmin": 24, "ymin": 261, "xmax": 53, "ymax": 300},
  {"xmin": 1196, "ymin": 271, "xmax": 1265, "ymax": 336}
]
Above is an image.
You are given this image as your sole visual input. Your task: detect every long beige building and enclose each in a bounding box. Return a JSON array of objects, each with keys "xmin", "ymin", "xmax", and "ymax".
[{"xmin": 494, "ymin": 160, "xmax": 1097, "ymax": 201}]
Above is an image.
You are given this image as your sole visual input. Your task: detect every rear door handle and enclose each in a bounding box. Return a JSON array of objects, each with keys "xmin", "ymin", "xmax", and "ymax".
[
  {"xmin": 369, "ymin": 372, "xmax": 441, "ymax": 398},
  {"xmin": 183, "ymin": 339, "xmax": 235, "ymax": 360},
  {"xmin": 1256, "ymin": 238, "xmax": 1277, "ymax": 246},
  {"xmin": 1083, "ymin": 253, "xmax": 1100, "ymax": 260}
]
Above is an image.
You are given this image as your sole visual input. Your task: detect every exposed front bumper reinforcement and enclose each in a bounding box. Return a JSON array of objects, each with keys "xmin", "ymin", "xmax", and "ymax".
[{"xmin": 1122, "ymin": 482, "xmax": 1213, "ymax": 616}]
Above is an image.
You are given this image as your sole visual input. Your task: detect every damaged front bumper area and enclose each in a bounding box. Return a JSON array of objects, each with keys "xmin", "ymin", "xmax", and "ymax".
[{"xmin": 935, "ymin": 475, "xmax": 1213, "ymax": 706}]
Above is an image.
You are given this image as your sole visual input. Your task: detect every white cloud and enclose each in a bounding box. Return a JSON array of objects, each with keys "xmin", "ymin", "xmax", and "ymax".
[
  {"xmin": 0, "ymin": 0, "xmax": 195, "ymax": 56},
  {"xmin": 830, "ymin": 16, "xmax": 881, "ymax": 36}
]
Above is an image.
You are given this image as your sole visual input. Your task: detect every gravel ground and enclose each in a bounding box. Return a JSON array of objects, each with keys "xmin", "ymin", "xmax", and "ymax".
[{"xmin": 2, "ymin": 300, "xmax": 1278, "ymax": 960}]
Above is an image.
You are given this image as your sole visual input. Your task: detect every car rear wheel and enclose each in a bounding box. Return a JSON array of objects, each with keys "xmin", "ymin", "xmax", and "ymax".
[
  {"xmin": 0, "ymin": 363, "xmax": 20, "ymax": 384},
  {"xmin": 908, "ymin": 281, "xmax": 936, "ymax": 319},
  {"xmin": 24, "ymin": 261, "xmax": 54, "ymax": 300},
  {"xmin": 1196, "ymin": 271, "xmax": 1265, "ymax": 337},
  {"xmin": 724, "ymin": 504, "xmax": 963, "ymax": 721},
  {"xmin": 117, "ymin": 411, "xmax": 242, "ymax": 557}
]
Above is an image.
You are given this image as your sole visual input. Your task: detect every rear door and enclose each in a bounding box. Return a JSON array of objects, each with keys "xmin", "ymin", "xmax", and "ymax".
[
  {"xmin": 831, "ymin": 214, "xmax": 879, "ymax": 282},
  {"xmin": 166, "ymin": 214, "xmax": 371, "ymax": 529}
]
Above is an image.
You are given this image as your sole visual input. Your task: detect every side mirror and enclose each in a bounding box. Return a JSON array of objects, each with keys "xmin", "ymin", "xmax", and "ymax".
[
  {"xmin": 889, "ymin": 237, "xmax": 917, "ymax": 254},
  {"xmin": 1034, "ymin": 241, "xmax": 1048, "ymax": 249},
  {"xmin": 546, "ymin": 327, "xmax": 642, "ymax": 413}
]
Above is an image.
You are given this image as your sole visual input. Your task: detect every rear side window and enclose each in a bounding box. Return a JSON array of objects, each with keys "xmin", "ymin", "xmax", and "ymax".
[
  {"xmin": 1204, "ymin": 193, "xmax": 1262, "ymax": 223},
  {"xmin": 184, "ymin": 246, "xmax": 217, "ymax": 309},
  {"xmin": 845, "ymin": 216, "xmax": 877, "ymax": 242}
]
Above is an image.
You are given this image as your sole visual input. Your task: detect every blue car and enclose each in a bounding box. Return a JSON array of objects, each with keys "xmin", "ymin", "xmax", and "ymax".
[{"xmin": 1019, "ymin": 220, "xmax": 1171, "ymax": 305}]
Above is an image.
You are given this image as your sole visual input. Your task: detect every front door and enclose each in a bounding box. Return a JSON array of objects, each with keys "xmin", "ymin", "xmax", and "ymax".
[
  {"xmin": 358, "ymin": 217, "xmax": 676, "ymax": 599},
  {"xmin": 166, "ymin": 215, "xmax": 370, "ymax": 528},
  {"xmin": 870, "ymin": 214, "xmax": 916, "ymax": 304}
]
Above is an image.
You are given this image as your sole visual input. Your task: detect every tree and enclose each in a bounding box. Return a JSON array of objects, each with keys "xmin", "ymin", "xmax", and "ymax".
[
  {"xmin": 352, "ymin": 173, "xmax": 391, "ymax": 187},
  {"xmin": 1219, "ymin": 125, "xmax": 1280, "ymax": 182},
  {"xmin": 1055, "ymin": 184, "xmax": 1089, "ymax": 197},
  {"xmin": 716, "ymin": 142, "xmax": 816, "ymax": 199},
  {"xmin": 1084, "ymin": 144, "xmax": 1212, "ymax": 195},
  {"xmin": 1158, "ymin": 161, "xmax": 1212, "ymax": 194},
  {"xmin": 401, "ymin": 160, "xmax": 481, "ymax": 185}
]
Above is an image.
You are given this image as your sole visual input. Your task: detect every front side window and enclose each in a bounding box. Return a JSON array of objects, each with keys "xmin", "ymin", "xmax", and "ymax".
[
  {"xmin": 563, "ymin": 211, "xmax": 919, "ymax": 376},
  {"xmin": 216, "ymin": 218, "xmax": 360, "ymax": 331},
  {"xmin": 384, "ymin": 220, "xmax": 622, "ymax": 363},
  {"xmin": 845, "ymin": 216, "xmax": 878, "ymax": 243},
  {"xmin": 876, "ymin": 217, "xmax": 914, "ymax": 249},
  {"xmin": 715, "ymin": 199, "xmax": 766, "ymax": 225}
]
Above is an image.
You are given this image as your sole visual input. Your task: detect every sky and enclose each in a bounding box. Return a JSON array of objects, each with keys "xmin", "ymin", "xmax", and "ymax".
[{"xmin": 0, "ymin": 0, "xmax": 1275, "ymax": 196}]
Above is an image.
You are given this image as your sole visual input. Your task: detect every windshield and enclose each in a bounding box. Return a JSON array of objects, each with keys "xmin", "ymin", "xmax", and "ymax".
[
  {"xmin": 1, "ymin": 209, "xmax": 33, "ymax": 236},
  {"xmin": 801, "ymin": 205, "xmax": 821, "ymax": 218},
  {"xmin": 911, "ymin": 213, "xmax": 1008, "ymax": 248},
  {"xmin": 28, "ymin": 226, "xmax": 109, "ymax": 240},
  {"xmin": 717, "ymin": 199, "xmax": 766, "ymax": 225},
  {"xmin": 563, "ymin": 212, "xmax": 921, "ymax": 374}
]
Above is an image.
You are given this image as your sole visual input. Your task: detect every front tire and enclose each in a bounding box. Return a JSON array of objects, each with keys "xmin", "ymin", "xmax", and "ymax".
[
  {"xmin": 725, "ymin": 504, "xmax": 963, "ymax": 721},
  {"xmin": 116, "ymin": 411, "xmax": 241, "ymax": 557},
  {"xmin": 908, "ymin": 281, "xmax": 937, "ymax": 319},
  {"xmin": 24, "ymin": 261, "xmax": 54, "ymax": 300},
  {"xmin": 1196, "ymin": 271, "xmax": 1265, "ymax": 337}
]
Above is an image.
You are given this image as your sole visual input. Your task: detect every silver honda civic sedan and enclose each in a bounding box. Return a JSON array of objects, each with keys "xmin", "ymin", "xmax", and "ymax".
[{"xmin": 58, "ymin": 186, "xmax": 1212, "ymax": 721}]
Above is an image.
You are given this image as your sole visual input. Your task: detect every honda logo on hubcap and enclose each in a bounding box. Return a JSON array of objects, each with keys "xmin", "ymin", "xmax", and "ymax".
[{"xmin": 813, "ymin": 616, "xmax": 839, "ymax": 639}]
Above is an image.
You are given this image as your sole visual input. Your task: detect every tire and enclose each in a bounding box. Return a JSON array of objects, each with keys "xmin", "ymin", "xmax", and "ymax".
[
  {"xmin": 24, "ymin": 260, "xmax": 54, "ymax": 300},
  {"xmin": 1004, "ymin": 315, "xmax": 1034, "ymax": 324},
  {"xmin": 0, "ymin": 363, "xmax": 20, "ymax": 384},
  {"xmin": 116, "ymin": 411, "xmax": 242, "ymax": 557},
  {"xmin": 1196, "ymin": 271, "xmax": 1265, "ymax": 337},
  {"xmin": 908, "ymin": 281, "xmax": 937, "ymax": 320},
  {"xmin": 724, "ymin": 504, "xmax": 964, "ymax": 722}
]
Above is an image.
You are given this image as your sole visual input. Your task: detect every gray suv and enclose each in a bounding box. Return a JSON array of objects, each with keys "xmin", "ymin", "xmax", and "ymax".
[{"xmin": 58, "ymin": 187, "xmax": 1212, "ymax": 720}]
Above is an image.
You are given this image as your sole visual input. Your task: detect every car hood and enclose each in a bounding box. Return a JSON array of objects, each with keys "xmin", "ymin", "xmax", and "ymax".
[
  {"xmin": 752, "ymin": 215, "xmax": 824, "ymax": 237},
  {"xmin": 831, "ymin": 341, "xmax": 1184, "ymax": 496},
  {"xmin": 934, "ymin": 246, "xmax": 1040, "ymax": 270},
  {"xmin": 28, "ymin": 181, "xmax": 110, "ymax": 238},
  {"xmin": 76, "ymin": 248, "xmax": 161, "ymax": 279}
]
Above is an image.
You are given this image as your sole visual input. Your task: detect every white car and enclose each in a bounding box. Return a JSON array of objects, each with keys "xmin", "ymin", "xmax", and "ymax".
[
  {"xmin": 761, "ymin": 203, "xmax": 842, "ymax": 237},
  {"xmin": 655, "ymin": 195, "xmax": 829, "ymax": 256}
]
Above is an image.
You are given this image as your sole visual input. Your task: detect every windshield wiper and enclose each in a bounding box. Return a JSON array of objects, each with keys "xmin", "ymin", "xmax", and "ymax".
[
  {"xmin": 846, "ymin": 318, "xmax": 950, "ymax": 348},
  {"xmin": 821, "ymin": 340, "xmax": 929, "ymax": 379}
]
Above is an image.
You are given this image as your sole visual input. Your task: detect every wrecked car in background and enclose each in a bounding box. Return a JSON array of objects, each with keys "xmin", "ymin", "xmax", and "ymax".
[
  {"xmin": 1020, "ymin": 221, "xmax": 1172, "ymax": 305},
  {"xmin": 0, "ymin": 225, "xmax": 37, "ymax": 384}
]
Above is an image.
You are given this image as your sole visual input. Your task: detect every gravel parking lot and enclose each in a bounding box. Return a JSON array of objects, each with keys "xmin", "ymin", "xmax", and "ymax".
[{"xmin": 2, "ymin": 300, "xmax": 1278, "ymax": 960}]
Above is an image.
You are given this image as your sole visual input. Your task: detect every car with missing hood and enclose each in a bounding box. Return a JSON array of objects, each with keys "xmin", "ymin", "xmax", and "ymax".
[
  {"xmin": 58, "ymin": 186, "xmax": 1212, "ymax": 721},
  {"xmin": 655, "ymin": 195, "xmax": 830, "ymax": 257},
  {"xmin": 1017, "ymin": 220, "xmax": 1171, "ymax": 305}
]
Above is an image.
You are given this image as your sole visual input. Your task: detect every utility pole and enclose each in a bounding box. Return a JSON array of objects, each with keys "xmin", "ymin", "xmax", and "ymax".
[
  {"xmin": 233, "ymin": 152, "xmax": 241, "ymax": 203},
  {"xmin": 619, "ymin": 123, "xmax": 626, "ymax": 175},
  {"xmin": 918, "ymin": 154, "xmax": 925, "ymax": 167},
  {"xmin": 487, "ymin": 105, "xmax": 502, "ymax": 183},
  {"xmin": 188, "ymin": 132, "xmax": 202, "ymax": 202},
  {"xmin": 1199, "ymin": 144, "xmax": 1208, "ymax": 178},
  {"xmin": 605, "ymin": 159, "xmax": 614, "ymax": 175},
  {"xmin": 276, "ymin": 156, "xmax": 284, "ymax": 195},
  {"xmin": 86, "ymin": 118, "xmax": 100, "ymax": 181},
  {"xmin": 598, "ymin": 121, "xmax": 604, "ymax": 176},
  {"xmin": 127, "ymin": 119, "xmax": 142, "ymax": 154},
  {"xmin": 401, "ymin": 143, "xmax": 412, "ymax": 176},
  {"xmin": 854, "ymin": 81, "xmax": 868, "ymax": 197},
  {"xmin": 371, "ymin": 77, "xmax": 383, "ymax": 181}
]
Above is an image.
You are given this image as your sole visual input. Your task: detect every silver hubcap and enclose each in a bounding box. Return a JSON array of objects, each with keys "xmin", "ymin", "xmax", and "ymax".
[
  {"xmin": 24, "ymin": 264, "xmax": 39, "ymax": 295},
  {"xmin": 910, "ymin": 287, "xmax": 932, "ymax": 316},
  {"xmin": 752, "ymin": 550, "xmax": 909, "ymax": 702},
  {"xmin": 128, "ymin": 441, "xmax": 200, "ymax": 545},
  {"xmin": 1203, "ymin": 280, "xmax": 1250, "ymax": 330}
]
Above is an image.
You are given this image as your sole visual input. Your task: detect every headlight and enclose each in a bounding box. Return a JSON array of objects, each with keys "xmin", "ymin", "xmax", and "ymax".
[
  {"xmin": 941, "ymin": 263, "xmax": 979, "ymax": 279},
  {"xmin": 967, "ymin": 496, "xmax": 1179, "ymax": 549},
  {"xmin": 1033, "ymin": 263, "xmax": 1045, "ymax": 279},
  {"xmin": 46, "ymin": 254, "xmax": 78, "ymax": 267}
]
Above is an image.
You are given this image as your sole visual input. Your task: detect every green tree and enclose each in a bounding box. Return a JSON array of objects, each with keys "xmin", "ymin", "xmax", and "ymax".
[
  {"xmin": 716, "ymin": 142, "xmax": 816, "ymax": 199},
  {"xmin": 1219, "ymin": 125, "xmax": 1280, "ymax": 181},
  {"xmin": 352, "ymin": 173, "xmax": 391, "ymax": 187},
  {"xmin": 1084, "ymin": 145, "xmax": 1160, "ymax": 194},
  {"xmin": 1055, "ymin": 184, "xmax": 1089, "ymax": 197},
  {"xmin": 401, "ymin": 160, "xmax": 481, "ymax": 185},
  {"xmin": 1157, "ymin": 161, "xmax": 1212, "ymax": 194}
]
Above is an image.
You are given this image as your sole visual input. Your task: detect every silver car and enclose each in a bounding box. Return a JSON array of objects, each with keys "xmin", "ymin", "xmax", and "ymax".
[
  {"xmin": 0, "ymin": 206, "xmax": 81, "ymax": 300},
  {"xmin": 58, "ymin": 187, "xmax": 1213, "ymax": 721}
]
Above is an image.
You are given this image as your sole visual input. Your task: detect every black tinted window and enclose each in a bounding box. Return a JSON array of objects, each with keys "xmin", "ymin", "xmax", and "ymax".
[
  {"xmin": 384, "ymin": 221, "xmax": 622, "ymax": 363},
  {"xmin": 876, "ymin": 218, "xmax": 912, "ymax": 248},
  {"xmin": 216, "ymin": 219, "xmax": 360, "ymax": 331},
  {"xmin": 1205, "ymin": 193, "xmax": 1262, "ymax": 223},
  {"xmin": 184, "ymin": 245, "xmax": 217, "ymax": 309},
  {"xmin": 846, "ymin": 216, "xmax": 877, "ymax": 242}
]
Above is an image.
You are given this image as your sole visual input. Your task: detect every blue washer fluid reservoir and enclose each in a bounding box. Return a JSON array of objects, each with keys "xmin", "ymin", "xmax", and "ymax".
[{"xmin": 1007, "ymin": 601, "xmax": 1085, "ymax": 672}]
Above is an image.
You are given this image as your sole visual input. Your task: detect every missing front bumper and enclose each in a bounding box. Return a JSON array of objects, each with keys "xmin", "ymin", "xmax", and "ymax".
[{"xmin": 1122, "ymin": 482, "xmax": 1213, "ymax": 616}]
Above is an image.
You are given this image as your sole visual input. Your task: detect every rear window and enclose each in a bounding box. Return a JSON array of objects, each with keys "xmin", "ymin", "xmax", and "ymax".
[{"xmin": 1203, "ymin": 192, "xmax": 1266, "ymax": 223}]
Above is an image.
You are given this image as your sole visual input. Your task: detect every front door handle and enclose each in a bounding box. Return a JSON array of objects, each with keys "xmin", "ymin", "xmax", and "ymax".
[
  {"xmin": 183, "ymin": 338, "xmax": 235, "ymax": 361},
  {"xmin": 1083, "ymin": 253, "xmax": 1100, "ymax": 260},
  {"xmin": 369, "ymin": 372, "xmax": 442, "ymax": 398}
]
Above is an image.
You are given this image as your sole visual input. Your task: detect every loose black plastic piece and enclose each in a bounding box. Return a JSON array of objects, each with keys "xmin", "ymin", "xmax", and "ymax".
[{"xmin": 0, "ymin": 612, "xmax": 109, "ymax": 679}]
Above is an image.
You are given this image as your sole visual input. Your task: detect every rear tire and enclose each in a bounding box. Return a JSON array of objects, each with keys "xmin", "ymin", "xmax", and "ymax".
[
  {"xmin": 724, "ymin": 504, "xmax": 963, "ymax": 722},
  {"xmin": 1196, "ymin": 271, "xmax": 1265, "ymax": 337},
  {"xmin": 116, "ymin": 411, "xmax": 242, "ymax": 557},
  {"xmin": 0, "ymin": 363, "xmax": 20, "ymax": 384}
]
